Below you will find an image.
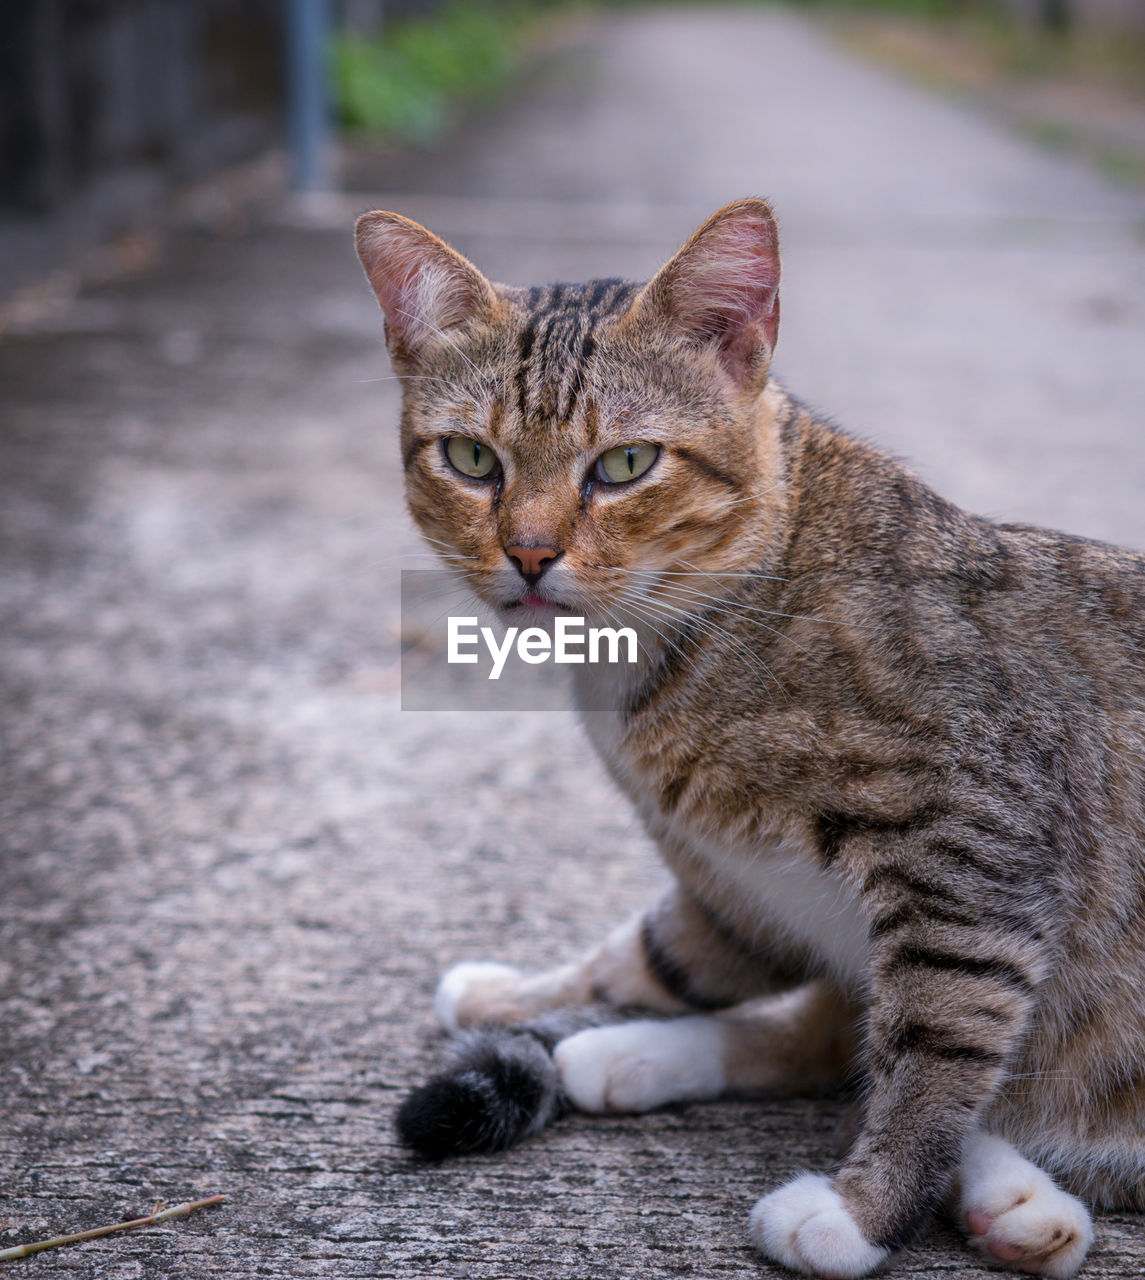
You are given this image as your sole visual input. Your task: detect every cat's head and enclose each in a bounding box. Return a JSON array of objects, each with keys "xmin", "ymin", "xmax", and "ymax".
[{"xmin": 356, "ymin": 199, "xmax": 785, "ymax": 627}]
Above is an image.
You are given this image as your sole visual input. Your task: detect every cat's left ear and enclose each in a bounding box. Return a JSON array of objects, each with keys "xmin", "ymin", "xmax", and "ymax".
[
  {"xmin": 355, "ymin": 211, "xmax": 497, "ymax": 367},
  {"xmin": 634, "ymin": 199, "xmax": 781, "ymax": 392}
]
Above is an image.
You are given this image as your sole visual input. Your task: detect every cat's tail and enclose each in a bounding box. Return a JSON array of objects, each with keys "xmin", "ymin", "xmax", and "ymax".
[
  {"xmin": 395, "ymin": 1008, "xmax": 615, "ymax": 1159},
  {"xmin": 395, "ymin": 1028, "xmax": 563, "ymax": 1158}
]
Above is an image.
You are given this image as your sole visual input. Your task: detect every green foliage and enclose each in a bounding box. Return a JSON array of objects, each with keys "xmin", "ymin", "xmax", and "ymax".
[{"xmin": 330, "ymin": 3, "xmax": 527, "ymax": 143}]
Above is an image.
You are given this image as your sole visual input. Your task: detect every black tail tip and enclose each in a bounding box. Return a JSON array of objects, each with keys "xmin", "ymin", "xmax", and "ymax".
[{"xmin": 395, "ymin": 1030, "xmax": 561, "ymax": 1160}]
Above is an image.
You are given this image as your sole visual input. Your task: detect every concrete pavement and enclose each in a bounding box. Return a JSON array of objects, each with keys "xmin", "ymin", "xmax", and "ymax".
[{"xmin": 2, "ymin": 7, "xmax": 1144, "ymax": 1277}]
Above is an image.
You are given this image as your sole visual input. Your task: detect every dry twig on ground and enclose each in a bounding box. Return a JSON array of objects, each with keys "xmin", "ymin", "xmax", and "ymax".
[{"xmin": 0, "ymin": 1195, "xmax": 226, "ymax": 1262}]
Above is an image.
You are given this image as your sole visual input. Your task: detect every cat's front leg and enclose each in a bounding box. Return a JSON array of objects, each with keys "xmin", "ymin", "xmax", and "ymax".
[
  {"xmin": 555, "ymin": 981, "xmax": 857, "ymax": 1113},
  {"xmin": 751, "ymin": 852, "xmax": 1045, "ymax": 1277},
  {"xmin": 436, "ymin": 882, "xmax": 801, "ymax": 1030}
]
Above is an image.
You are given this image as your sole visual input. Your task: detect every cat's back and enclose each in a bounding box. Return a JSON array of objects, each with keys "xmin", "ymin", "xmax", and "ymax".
[
  {"xmin": 992, "ymin": 520, "xmax": 1145, "ymax": 693},
  {"xmin": 781, "ymin": 414, "xmax": 1145, "ymax": 713}
]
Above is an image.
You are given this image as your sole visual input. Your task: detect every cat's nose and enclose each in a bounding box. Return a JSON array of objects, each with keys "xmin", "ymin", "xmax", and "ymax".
[{"xmin": 505, "ymin": 544, "xmax": 562, "ymax": 585}]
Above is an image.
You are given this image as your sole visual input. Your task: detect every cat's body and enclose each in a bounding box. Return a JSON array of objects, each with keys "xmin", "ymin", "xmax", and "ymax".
[
  {"xmin": 356, "ymin": 200, "xmax": 1145, "ymax": 1277},
  {"xmin": 575, "ymin": 401, "xmax": 1145, "ymax": 1200}
]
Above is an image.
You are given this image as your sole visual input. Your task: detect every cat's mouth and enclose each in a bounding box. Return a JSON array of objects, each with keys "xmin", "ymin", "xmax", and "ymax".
[{"xmin": 505, "ymin": 591, "xmax": 572, "ymax": 613}]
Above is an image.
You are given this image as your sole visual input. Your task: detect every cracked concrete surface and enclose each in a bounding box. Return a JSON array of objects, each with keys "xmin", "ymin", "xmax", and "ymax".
[{"xmin": 1, "ymin": 8, "xmax": 1144, "ymax": 1277}]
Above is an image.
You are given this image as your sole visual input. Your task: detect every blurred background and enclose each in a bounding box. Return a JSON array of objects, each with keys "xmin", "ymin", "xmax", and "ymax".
[
  {"xmin": 2, "ymin": 0, "xmax": 1144, "ymax": 518},
  {"xmin": 1, "ymin": 3, "xmax": 1144, "ymax": 1278},
  {"xmin": 3, "ymin": 0, "xmax": 1145, "ymax": 291}
]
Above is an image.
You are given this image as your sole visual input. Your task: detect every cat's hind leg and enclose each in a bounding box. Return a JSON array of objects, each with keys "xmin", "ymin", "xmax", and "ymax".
[
  {"xmin": 435, "ymin": 883, "xmax": 805, "ymax": 1030},
  {"xmin": 407, "ymin": 887, "xmax": 843, "ymax": 1160},
  {"xmin": 555, "ymin": 982, "xmax": 856, "ymax": 1114},
  {"xmin": 955, "ymin": 1132, "xmax": 1093, "ymax": 1279},
  {"xmin": 433, "ymin": 914, "xmax": 684, "ymax": 1032}
]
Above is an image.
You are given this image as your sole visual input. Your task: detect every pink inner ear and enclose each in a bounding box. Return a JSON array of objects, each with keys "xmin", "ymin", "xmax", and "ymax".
[
  {"xmin": 673, "ymin": 215, "xmax": 780, "ymax": 348},
  {"xmin": 357, "ymin": 219, "xmax": 485, "ymax": 350}
]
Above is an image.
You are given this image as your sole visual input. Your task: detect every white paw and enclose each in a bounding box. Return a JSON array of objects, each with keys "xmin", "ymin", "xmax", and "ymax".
[
  {"xmin": 960, "ymin": 1135, "xmax": 1093, "ymax": 1278},
  {"xmin": 554, "ymin": 1018, "xmax": 726, "ymax": 1114},
  {"xmin": 749, "ymin": 1174, "xmax": 890, "ymax": 1279},
  {"xmin": 433, "ymin": 961, "xmax": 524, "ymax": 1031}
]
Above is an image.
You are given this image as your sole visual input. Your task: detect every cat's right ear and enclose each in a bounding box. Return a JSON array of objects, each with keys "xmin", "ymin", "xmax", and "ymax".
[{"xmin": 355, "ymin": 212, "xmax": 496, "ymax": 367}]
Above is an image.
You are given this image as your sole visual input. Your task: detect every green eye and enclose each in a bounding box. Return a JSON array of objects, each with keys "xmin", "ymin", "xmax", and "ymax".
[
  {"xmin": 445, "ymin": 436, "xmax": 500, "ymax": 480},
  {"xmin": 596, "ymin": 443, "xmax": 659, "ymax": 485}
]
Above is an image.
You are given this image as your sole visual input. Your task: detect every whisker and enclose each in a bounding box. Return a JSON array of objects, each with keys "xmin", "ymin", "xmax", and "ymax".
[
  {"xmin": 611, "ymin": 591, "xmax": 712, "ymax": 688},
  {"xmin": 597, "ymin": 564, "xmax": 862, "ymax": 632},
  {"xmin": 416, "ymin": 535, "xmax": 484, "ymax": 559},
  {"xmin": 648, "ymin": 576, "xmax": 821, "ymax": 654},
  {"xmin": 627, "ymin": 589, "xmax": 787, "ymax": 699},
  {"xmin": 593, "ymin": 566, "xmax": 788, "ymax": 583},
  {"xmin": 417, "ymin": 535, "xmax": 465, "ymax": 550},
  {"xmin": 394, "ymin": 306, "xmax": 486, "ymax": 384},
  {"xmin": 374, "ymin": 551, "xmax": 482, "ymax": 566},
  {"xmin": 720, "ymin": 479, "xmax": 786, "ymax": 509},
  {"xmin": 649, "ymin": 581, "xmax": 815, "ymax": 660},
  {"xmin": 677, "ymin": 559, "xmax": 876, "ymax": 631},
  {"xmin": 645, "ymin": 575, "xmax": 790, "ymax": 619},
  {"xmin": 355, "ymin": 373, "xmax": 474, "ymax": 399},
  {"xmin": 1001, "ymin": 1071, "xmax": 1078, "ymax": 1080}
]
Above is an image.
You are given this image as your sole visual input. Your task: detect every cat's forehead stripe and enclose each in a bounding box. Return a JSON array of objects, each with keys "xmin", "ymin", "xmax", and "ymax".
[
  {"xmin": 513, "ymin": 278, "xmax": 639, "ymax": 428},
  {"xmin": 519, "ymin": 278, "xmax": 637, "ymax": 319}
]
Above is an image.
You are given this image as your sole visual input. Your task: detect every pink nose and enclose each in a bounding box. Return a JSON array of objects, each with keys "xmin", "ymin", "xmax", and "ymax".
[{"xmin": 506, "ymin": 544, "xmax": 561, "ymax": 581}]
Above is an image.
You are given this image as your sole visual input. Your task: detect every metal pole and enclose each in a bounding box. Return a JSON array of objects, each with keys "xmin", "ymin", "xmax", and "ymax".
[{"xmin": 286, "ymin": 0, "xmax": 331, "ymax": 191}]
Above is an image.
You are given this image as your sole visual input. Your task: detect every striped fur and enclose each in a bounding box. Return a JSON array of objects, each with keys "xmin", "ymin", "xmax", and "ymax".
[{"xmin": 357, "ymin": 200, "xmax": 1145, "ymax": 1275}]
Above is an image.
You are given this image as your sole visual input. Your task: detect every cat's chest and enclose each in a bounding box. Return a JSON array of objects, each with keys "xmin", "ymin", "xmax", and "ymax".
[
  {"xmin": 580, "ymin": 705, "xmax": 871, "ymax": 987},
  {"xmin": 664, "ymin": 822, "xmax": 872, "ymax": 989}
]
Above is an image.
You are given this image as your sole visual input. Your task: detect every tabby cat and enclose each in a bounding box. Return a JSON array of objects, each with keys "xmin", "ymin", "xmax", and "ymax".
[{"xmin": 355, "ymin": 199, "xmax": 1145, "ymax": 1278}]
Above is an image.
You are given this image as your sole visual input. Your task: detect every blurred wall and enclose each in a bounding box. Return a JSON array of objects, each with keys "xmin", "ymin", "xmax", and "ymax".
[
  {"xmin": 0, "ymin": 0, "xmax": 458, "ymax": 298},
  {"xmin": 0, "ymin": 0, "xmax": 283, "ymax": 218},
  {"xmin": 1001, "ymin": 0, "xmax": 1145, "ymax": 33}
]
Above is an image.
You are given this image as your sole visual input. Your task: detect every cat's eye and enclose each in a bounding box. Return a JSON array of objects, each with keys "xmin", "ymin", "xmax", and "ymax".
[
  {"xmin": 595, "ymin": 443, "xmax": 659, "ymax": 485},
  {"xmin": 445, "ymin": 436, "xmax": 500, "ymax": 480}
]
